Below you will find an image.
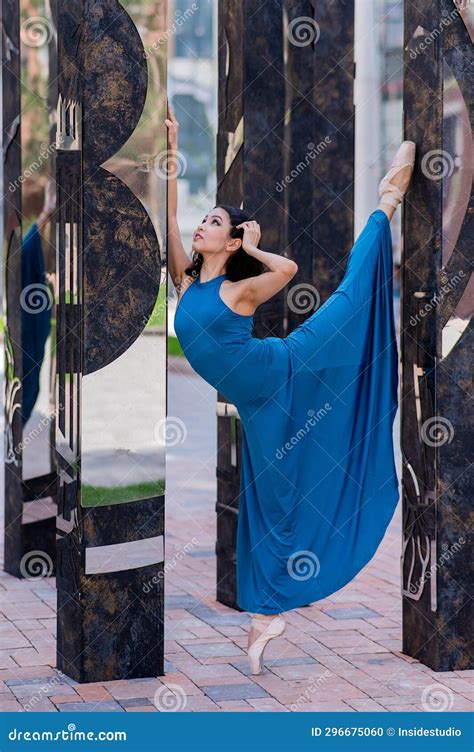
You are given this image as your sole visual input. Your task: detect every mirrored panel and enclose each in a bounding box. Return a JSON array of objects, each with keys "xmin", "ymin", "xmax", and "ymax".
[
  {"xmin": 79, "ymin": 1, "xmax": 167, "ymax": 506},
  {"xmin": 19, "ymin": 1, "xmax": 57, "ymax": 505}
]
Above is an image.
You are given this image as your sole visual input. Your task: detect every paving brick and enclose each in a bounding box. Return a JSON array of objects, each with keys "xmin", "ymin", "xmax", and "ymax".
[
  {"xmin": 163, "ymin": 641, "xmax": 186, "ymax": 654},
  {"xmin": 324, "ymin": 607, "xmax": 382, "ymax": 620},
  {"xmin": 0, "ymin": 697, "xmax": 23, "ymax": 711},
  {"xmin": 247, "ymin": 697, "xmax": 289, "ymax": 712},
  {"xmin": 183, "ymin": 642, "xmax": 245, "ymax": 659},
  {"xmin": 10, "ymin": 683, "xmax": 77, "ymax": 699},
  {"xmin": 0, "ymin": 592, "xmax": 43, "ymax": 605},
  {"xmin": 160, "ymin": 675, "xmax": 203, "ymax": 696},
  {"xmin": 11, "ymin": 648, "xmax": 56, "ymax": 667},
  {"xmin": 0, "ymin": 667, "xmax": 56, "ymax": 681},
  {"xmin": 50, "ymin": 693, "xmax": 81, "ymax": 704},
  {"xmin": 0, "ymin": 652, "xmax": 18, "ymax": 669},
  {"xmin": 119, "ymin": 697, "xmax": 153, "ymax": 708},
  {"xmin": 387, "ymin": 704, "xmax": 423, "ymax": 712},
  {"xmin": 345, "ymin": 698, "xmax": 386, "ymax": 711},
  {"xmin": 0, "ymin": 632, "xmax": 31, "ymax": 649},
  {"xmin": 125, "ymin": 705, "xmax": 158, "ymax": 711},
  {"xmin": 4, "ymin": 672, "xmax": 74, "ymax": 687},
  {"xmin": 107, "ymin": 680, "xmax": 162, "ymax": 700},
  {"xmin": 170, "ymin": 694, "xmax": 220, "ymax": 711},
  {"xmin": 76, "ymin": 686, "xmax": 114, "ymax": 702},
  {"xmin": 1, "ymin": 604, "xmax": 55, "ymax": 620},
  {"xmin": 201, "ymin": 683, "xmax": 270, "ymax": 701},
  {"xmin": 183, "ymin": 664, "xmax": 249, "ymax": 686},
  {"xmin": 292, "ymin": 699, "xmax": 354, "ymax": 711},
  {"xmin": 270, "ymin": 663, "xmax": 332, "ymax": 682},
  {"xmin": 57, "ymin": 701, "xmax": 124, "ymax": 712},
  {"xmin": 12, "ymin": 620, "xmax": 44, "ymax": 631},
  {"xmin": 19, "ymin": 697, "xmax": 57, "ymax": 712},
  {"xmin": 217, "ymin": 700, "xmax": 256, "ymax": 711}
]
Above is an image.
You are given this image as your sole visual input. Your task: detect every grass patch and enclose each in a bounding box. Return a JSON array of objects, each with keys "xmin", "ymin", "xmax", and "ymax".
[
  {"xmin": 81, "ymin": 479, "xmax": 165, "ymax": 507},
  {"xmin": 168, "ymin": 335, "xmax": 184, "ymax": 357},
  {"xmin": 145, "ymin": 286, "xmax": 167, "ymax": 330}
]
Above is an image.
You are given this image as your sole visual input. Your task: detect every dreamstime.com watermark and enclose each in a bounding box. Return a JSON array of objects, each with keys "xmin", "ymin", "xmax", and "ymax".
[
  {"xmin": 290, "ymin": 669, "xmax": 333, "ymax": 711},
  {"xmin": 287, "ymin": 550, "xmax": 321, "ymax": 581},
  {"xmin": 286, "ymin": 282, "xmax": 322, "ymax": 314},
  {"xmin": 8, "ymin": 725, "xmax": 127, "ymax": 742},
  {"xmin": 420, "ymin": 416, "xmax": 454, "ymax": 447},
  {"xmin": 20, "ymin": 15, "xmax": 54, "ymax": 47},
  {"xmin": 275, "ymin": 137, "xmax": 332, "ymax": 192},
  {"xmin": 408, "ymin": 536, "xmax": 465, "ymax": 596},
  {"xmin": 141, "ymin": 288, "xmax": 178, "ymax": 328},
  {"xmin": 144, "ymin": 4, "xmax": 198, "ymax": 58},
  {"xmin": 420, "ymin": 683, "xmax": 455, "ymax": 712},
  {"xmin": 21, "ymin": 672, "xmax": 69, "ymax": 712},
  {"xmin": 409, "ymin": 270, "xmax": 466, "ymax": 327},
  {"xmin": 154, "ymin": 416, "xmax": 188, "ymax": 447},
  {"xmin": 287, "ymin": 16, "xmax": 321, "ymax": 47},
  {"xmin": 143, "ymin": 537, "xmax": 198, "ymax": 593},
  {"xmin": 275, "ymin": 404, "xmax": 332, "ymax": 459},
  {"xmin": 14, "ymin": 404, "xmax": 62, "ymax": 456},
  {"xmin": 19, "ymin": 550, "xmax": 54, "ymax": 580},
  {"xmin": 9, "ymin": 137, "xmax": 64, "ymax": 194},
  {"xmin": 153, "ymin": 683, "xmax": 188, "ymax": 711},
  {"xmin": 408, "ymin": 4, "xmax": 471, "ymax": 59}
]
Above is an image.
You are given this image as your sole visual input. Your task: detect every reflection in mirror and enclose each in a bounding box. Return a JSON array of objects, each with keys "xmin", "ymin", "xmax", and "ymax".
[
  {"xmin": 441, "ymin": 60, "xmax": 473, "ymax": 360},
  {"xmin": 80, "ymin": 1, "xmax": 167, "ymax": 507},
  {"xmin": 453, "ymin": 0, "xmax": 474, "ymax": 43},
  {"xmin": 19, "ymin": 1, "xmax": 57, "ymax": 522},
  {"xmin": 442, "ymin": 61, "xmax": 472, "ymax": 268}
]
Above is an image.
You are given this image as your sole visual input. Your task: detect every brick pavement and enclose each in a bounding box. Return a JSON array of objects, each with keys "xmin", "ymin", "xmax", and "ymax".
[{"xmin": 0, "ymin": 328, "xmax": 472, "ymax": 712}]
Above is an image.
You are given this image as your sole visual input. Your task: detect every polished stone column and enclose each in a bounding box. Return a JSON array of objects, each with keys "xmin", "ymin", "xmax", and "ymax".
[
  {"xmin": 55, "ymin": 0, "xmax": 167, "ymax": 682},
  {"xmin": 216, "ymin": 0, "xmax": 356, "ymax": 609},
  {"xmin": 401, "ymin": 0, "xmax": 473, "ymax": 671}
]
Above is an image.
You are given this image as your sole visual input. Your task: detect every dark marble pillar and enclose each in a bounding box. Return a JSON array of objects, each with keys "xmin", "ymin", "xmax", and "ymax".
[
  {"xmin": 55, "ymin": 0, "xmax": 166, "ymax": 682},
  {"xmin": 216, "ymin": 0, "xmax": 355, "ymax": 609},
  {"xmin": 401, "ymin": 0, "xmax": 473, "ymax": 670}
]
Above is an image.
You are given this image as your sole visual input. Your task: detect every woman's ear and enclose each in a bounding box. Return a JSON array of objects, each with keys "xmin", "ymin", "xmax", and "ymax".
[{"xmin": 227, "ymin": 237, "xmax": 242, "ymax": 253}]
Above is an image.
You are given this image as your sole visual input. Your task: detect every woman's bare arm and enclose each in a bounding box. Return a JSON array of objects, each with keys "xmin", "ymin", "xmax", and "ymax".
[
  {"xmin": 165, "ymin": 104, "xmax": 191, "ymax": 288},
  {"xmin": 231, "ymin": 221, "xmax": 298, "ymax": 309}
]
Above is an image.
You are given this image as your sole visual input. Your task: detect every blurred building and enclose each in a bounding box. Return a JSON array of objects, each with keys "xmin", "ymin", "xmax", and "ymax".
[
  {"xmin": 167, "ymin": 0, "xmax": 217, "ymax": 253},
  {"xmin": 378, "ymin": 0, "xmax": 404, "ymax": 277},
  {"xmin": 168, "ymin": 1, "xmax": 404, "ymax": 278},
  {"xmin": 355, "ymin": 0, "xmax": 404, "ymax": 277}
]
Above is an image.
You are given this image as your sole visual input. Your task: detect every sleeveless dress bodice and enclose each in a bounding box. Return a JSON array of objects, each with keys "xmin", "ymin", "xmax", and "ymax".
[
  {"xmin": 174, "ymin": 272, "xmax": 288, "ymax": 408},
  {"xmin": 173, "ymin": 210, "xmax": 400, "ymax": 615}
]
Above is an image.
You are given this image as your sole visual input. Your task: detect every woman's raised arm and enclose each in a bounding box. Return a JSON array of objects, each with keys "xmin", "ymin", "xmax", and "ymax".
[{"xmin": 164, "ymin": 103, "xmax": 191, "ymax": 288}]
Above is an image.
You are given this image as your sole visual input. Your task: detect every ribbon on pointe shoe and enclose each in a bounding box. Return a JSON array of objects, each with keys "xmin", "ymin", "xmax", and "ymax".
[{"xmin": 378, "ymin": 141, "xmax": 416, "ymax": 208}]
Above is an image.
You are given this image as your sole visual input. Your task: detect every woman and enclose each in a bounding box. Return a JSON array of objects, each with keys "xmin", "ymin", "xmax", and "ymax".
[{"xmin": 166, "ymin": 105, "xmax": 415, "ymax": 675}]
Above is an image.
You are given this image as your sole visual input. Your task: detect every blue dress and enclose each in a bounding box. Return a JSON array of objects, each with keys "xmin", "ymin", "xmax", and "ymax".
[
  {"xmin": 21, "ymin": 223, "xmax": 52, "ymax": 425},
  {"xmin": 174, "ymin": 209, "xmax": 399, "ymax": 614}
]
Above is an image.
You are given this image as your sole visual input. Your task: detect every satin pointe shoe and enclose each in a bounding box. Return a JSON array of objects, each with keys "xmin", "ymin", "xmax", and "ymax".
[
  {"xmin": 247, "ymin": 615, "xmax": 286, "ymax": 675},
  {"xmin": 378, "ymin": 140, "xmax": 416, "ymax": 208}
]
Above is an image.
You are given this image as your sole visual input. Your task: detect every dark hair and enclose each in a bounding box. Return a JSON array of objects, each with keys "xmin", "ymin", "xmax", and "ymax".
[{"xmin": 184, "ymin": 204, "xmax": 266, "ymax": 281}]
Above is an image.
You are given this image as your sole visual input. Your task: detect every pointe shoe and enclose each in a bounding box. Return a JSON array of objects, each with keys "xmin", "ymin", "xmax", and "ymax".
[
  {"xmin": 378, "ymin": 141, "xmax": 416, "ymax": 208},
  {"xmin": 247, "ymin": 615, "xmax": 286, "ymax": 675}
]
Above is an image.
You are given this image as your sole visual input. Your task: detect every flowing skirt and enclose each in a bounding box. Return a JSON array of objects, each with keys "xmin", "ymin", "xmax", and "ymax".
[{"xmin": 236, "ymin": 209, "xmax": 399, "ymax": 614}]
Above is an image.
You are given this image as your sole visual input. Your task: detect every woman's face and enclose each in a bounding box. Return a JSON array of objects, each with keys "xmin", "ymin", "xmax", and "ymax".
[{"xmin": 191, "ymin": 206, "xmax": 236, "ymax": 253}]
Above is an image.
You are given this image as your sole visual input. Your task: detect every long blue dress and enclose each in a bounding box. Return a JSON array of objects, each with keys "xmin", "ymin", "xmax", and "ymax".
[{"xmin": 174, "ymin": 209, "xmax": 399, "ymax": 614}]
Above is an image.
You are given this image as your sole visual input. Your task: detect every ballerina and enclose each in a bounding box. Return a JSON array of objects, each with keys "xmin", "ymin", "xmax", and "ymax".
[{"xmin": 166, "ymin": 104, "xmax": 415, "ymax": 675}]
